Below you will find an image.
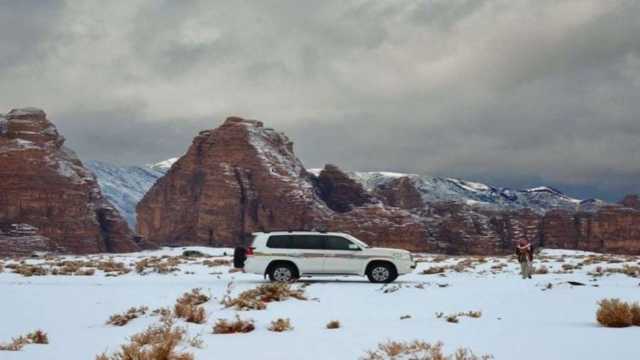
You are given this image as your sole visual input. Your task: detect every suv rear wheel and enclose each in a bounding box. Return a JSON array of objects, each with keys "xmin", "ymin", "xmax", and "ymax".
[
  {"xmin": 366, "ymin": 262, "xmax": 397, "ymax": 283},
  {"xmin": 267, "ymin": 263, "xmax": 297, "ymax": 282}
]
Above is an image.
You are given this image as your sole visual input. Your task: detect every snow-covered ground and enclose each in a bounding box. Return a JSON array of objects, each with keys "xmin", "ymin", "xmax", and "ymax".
[{"xmin": 1, "ymin": 247, "xmax": 639, "ymax": 359}]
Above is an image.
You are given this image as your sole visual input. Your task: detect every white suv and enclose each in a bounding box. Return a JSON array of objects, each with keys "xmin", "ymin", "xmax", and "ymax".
[{"xmin": 242, "ymin": 231, "xmax": 416, "ymax": 283}]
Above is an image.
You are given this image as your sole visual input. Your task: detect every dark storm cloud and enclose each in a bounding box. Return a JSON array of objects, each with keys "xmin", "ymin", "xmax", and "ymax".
[{"xmin": 0, "ymin": 0, "xmax": 639, "ymax": 201}]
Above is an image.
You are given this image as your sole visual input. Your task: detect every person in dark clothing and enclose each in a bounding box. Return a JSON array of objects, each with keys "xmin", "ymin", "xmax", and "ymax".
[
  {"xmin": 515, "ymin": 240, "xmax": 534, "ymax": 279},
  {"xmin": 231, "ymin": 246, "xmax": 247, "ymax": 273}
]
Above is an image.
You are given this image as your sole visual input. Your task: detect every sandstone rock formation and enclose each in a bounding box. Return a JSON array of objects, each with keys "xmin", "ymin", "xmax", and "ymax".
[
  {"xmin": 0, "ymin": 108, "xmax": 141, "ymax": 255},
  {"xmin": 620, "ymin": 194, "xmax": 640, "ymax": 210},
  {"xmin": 315, "ymin": 164, "xmax": 375, "ymax": 212},
  {"xmin": 137, "ymin": 117, "xmax": 427, "ymax": 250},
  {"xmin": 137, "ymin": 116, "xmax": 640, "ymax": 255}
]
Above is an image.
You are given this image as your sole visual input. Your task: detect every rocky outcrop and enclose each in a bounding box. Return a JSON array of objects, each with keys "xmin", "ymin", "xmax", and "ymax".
[
  {"xmin": 136, "ymin": 116, "xmax": 640, "ymax": 255},
  {"xmin": 620, "ymin": 194, "xmax": 640, "ymax": 210},
  {"xmin": 373, "ymin": 176, "xmax": 424, "ymax": 210},
  {"xmin": 136, "ymin": 117, "xmax": 427, "ymax": 250},
  {"xmin": 315, "ymin": 164, "xmax": 375, "ymax": 212},
  {"xmin": 541, "ymin": 207, "xmax": 640, "ymax": 254},
  {"xmin": 0, "ymin": 108, "xmax": 141, "ymax": 255}
]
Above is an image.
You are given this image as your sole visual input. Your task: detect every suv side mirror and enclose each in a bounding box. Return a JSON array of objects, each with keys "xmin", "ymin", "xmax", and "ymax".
[{"xmin": 348, "ymin": 244, "xmax": 361, "ymax": 251}]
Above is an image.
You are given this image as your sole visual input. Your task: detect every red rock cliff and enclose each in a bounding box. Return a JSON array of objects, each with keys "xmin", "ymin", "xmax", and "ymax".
[
  {"xmin": 0, "ymin": 108, "xmax": 140, "ymax": 255},
  {"xmin": 136, "ymin": 116, "xmax": 640, "ymax": 255},
  {"xmin": 136, "ymin": 117, "xmax": 427, "ymax": 250}
]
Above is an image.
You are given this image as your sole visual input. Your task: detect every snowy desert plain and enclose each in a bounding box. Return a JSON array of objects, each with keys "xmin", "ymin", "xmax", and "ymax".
[{"xmin": 1, "ymin": 247, "xmax": 639, "ymax": 360}]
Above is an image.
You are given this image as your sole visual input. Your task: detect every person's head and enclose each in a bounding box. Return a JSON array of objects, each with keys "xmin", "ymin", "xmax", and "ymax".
[{"xmin": 519, "ymin": 240, "xmax": 529, "ymax": 247}]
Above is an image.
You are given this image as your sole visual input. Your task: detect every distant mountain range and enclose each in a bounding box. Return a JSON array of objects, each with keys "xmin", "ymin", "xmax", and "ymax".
[{"xmin": 88, "ymin": 158, "xmax": 606, "ymax": 228}]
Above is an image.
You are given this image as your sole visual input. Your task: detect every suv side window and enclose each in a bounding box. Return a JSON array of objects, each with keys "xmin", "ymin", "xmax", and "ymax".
[
  {"xmin": 292, "ymin": 235, "xmax": 325, "ymax": 250},
  {"xmin": 266, "ymin": 235, "xmax": 292, "ymax": 249},
  {"xmin": 325, "ymin": 236, "xmax": 357, "ymax": 251}
]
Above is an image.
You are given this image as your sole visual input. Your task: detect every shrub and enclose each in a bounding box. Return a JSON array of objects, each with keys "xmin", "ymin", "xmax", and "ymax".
[
  {"xmin": 177, "ymin": 289, "xmax": 210, "ymax": 306},
  {"xmin": 463, "ymin": 310, "xmax": 482, "ymax": 319},
  {"xmin": 13, "ymin": 264, "xmax": 48, "ymax": 277},
  {"xmin": 75, "ymin": 268, "xmax": 96, "ymax": 276},
  {"xmin": 0, "ymin": 330, "xmax": 49, "ymax": 351},
  {"xmin": 25, "ymin": 330, "xmax": 48, "ymax": 344},
  {"xmin": 182, "ymin": 250, "xmax": 205, "ymax": 257},
  {"xmin": 222, "ymin": 283, "xmax": 306, "ymax": 311},
  {"xmin": 326, "ymin": 320, "xmax": 340, "ymax": 329},
  {"xmin": 631, "ymin": 302, "xmax": 640, "ymax": 326},
  {"xmin": 0, "ymin": 336, "xmax": 29, "ymax": 351},
  {"xmin": 174, "ymin": 289, "xmax": 209, "ymax": 324},
  {"xmin": 174, "ymin": 303, "xmax": 206, "ymax": 324},
  {"xmin": 437, "ymin": 310, "xmax": 481, "ymax": 323},
  {"xmin": 446, "ymin": 315, "xmax": 459, "ymax": 323},
  {"xmin": 421, "ymin": 266, "xmax": 446, "ymax": 275},
  {"xmin": 362, "ymin": 340, "xmax": 492, "ymax": 360},
  {"xmin": 135, "ymin": 257, "xmax": 181, "ymax": 274},
  {"xmin": 202, "ymin": 259, "xmax": 231, "ymax": 267},
  {"xmin": 596, "ymin": 299, "xmax": 633, "ymax": 328},
  {"xmin": 0, "ymin": 262, "xmax": 4, "ymax": 273},
  {"xmin": 107, "ymin": 306, "xmax": 149, "ymax": 326},
  {"xmin": 268, "ymin": 318, "xmax": 293, "ymax": 332},
  {"xmin": 96, "ymin": 260, "xmax": 130, "ymax": 276},
  {"xmin": 213, "ymin": 316, "xmax": 255, "ymax": 334},
  {"xmin": 96, "ymin": 319, "xmax": 194, "ymax": 360}
]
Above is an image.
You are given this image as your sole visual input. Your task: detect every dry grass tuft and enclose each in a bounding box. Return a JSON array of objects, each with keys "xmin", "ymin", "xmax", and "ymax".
[
  {"xmin": 268, "ymin": 318, "xmax": 293, "ymax": 332},
  {"xmin": 174, "ymin": 289, "xmax": 209, "ymax": 324},
  {"xmin": 326, "ymin": 320, "xmax": 341, "ymax": 329},
  {"xmin": 202, "ymin": 259, "xmax": 231, "ymax": 267},
  {"xmin": 631, "ymin": 303, "xmax": 640, "ymax": 326},
  {"xmin": 25, "ymin": 330, "xmax": 48, "ymax": 344},
  {"xmin": 13, "ymin": 264, "xmax": 48, "ymax": 277},
  {"xmin": 0, "ymin": 330, "xmax": 49, "ymax": 351},
  {"xmin": 97, "ymin": 319, "xmax": 194, "ymax": 360},
  {"xmin": 596, "ymin": 298, "xmax": 633, "ymax": 328},
  {"xmin": 135, "ymin": 256, "xmax": 182, "ymax": 274},
  {"xmin": 177, "ymin": 288, "xmax": 210, "ymax": 306},
  {"xmin": 101, "ymin": 318, "xmax": 196, "ymax": 359},
  {"xmin": 222, "ymin": 283, "xmax": 306, "ymax": 311},
  {"xmin": 107, "ymin": 306, "xmax": 149, "ymax": 326},
  {"xmin": 436, "ymin": 310, "xmax": 482, "ymax": 323},
  {"xmin": 212, "ymin": 315, "xmax": 255, "ymax": 334},
  {"xmin": 96, "ymin": 260, "xmax": 131, "ymax": 276},
  {"xmin": 363, "ymin": 340, "xmax": 493, "ymax": 360},
  {"xmin": 174, "ymin": 304, "xmax": 206, "ymax": 324},
  {"xmin": 421, "ymin": 266, "xmax": 446, "ymax": 275},
  {"xmin": 0, "ymin": 262, "xmax": 4, "ymax": 273}
]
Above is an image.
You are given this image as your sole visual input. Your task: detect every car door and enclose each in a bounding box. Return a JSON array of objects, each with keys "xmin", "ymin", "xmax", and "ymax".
[
  {"xmin": 322, "ymin": 235, "xmax": 364, "ymax": 274},
  {"xmin": 290, "ymin": 234, "xmax": 326, "ymax": 274}
]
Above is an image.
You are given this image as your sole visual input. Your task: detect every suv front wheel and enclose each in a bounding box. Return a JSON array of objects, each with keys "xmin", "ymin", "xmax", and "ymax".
[
  {"xmin": 366, "ymin": 262, "xmax": 397, "ymax": 283},
  {"xmin": 267, "ymin": 263, "xmax": 297, "ymax": 282}
]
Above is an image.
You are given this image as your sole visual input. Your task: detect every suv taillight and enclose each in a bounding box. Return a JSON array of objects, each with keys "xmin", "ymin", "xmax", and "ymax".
[{"xmin": 246, "ymin": 246, "xmax": 255, "ymax": 256}]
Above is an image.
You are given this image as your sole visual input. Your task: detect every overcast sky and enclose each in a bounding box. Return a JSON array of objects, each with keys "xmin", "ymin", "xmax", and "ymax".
[{"xmin": 1, "ymin": 0, "xmax": 638, "ymax": 201}]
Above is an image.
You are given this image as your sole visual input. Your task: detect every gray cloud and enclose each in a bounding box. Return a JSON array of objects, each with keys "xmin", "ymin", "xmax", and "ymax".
[{"xmin": 0, "ymin": 0, "xmax": 638, "ymax": 201}]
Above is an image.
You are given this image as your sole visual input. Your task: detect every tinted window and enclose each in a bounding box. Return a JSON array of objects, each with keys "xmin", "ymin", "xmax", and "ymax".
[
  {"xmin": 292, "ymin": 235, "xmax": 325, "ymax": 250},
  {"xmin": 325, "ymin": 236, "xmax": 356, "ymax": 250},
  {"xmin": 267, "ymin": 235, "xmax": 292, "ymax": 249}
]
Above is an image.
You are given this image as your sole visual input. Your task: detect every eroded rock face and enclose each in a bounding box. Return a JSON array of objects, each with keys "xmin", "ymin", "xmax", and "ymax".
[
  {"xmin": 0, "ymin": 108, "xmax": 140, "ymax": 255},
  {"xmin": 315, "ymin": 164, "xmax": 375, "ymax": 212},
  {"xmin": 373, "ymin": 176, "xmax": 424, "ymax": 210},
  {"xmin": 541, "ymin": 207, "xmax": 640, "ymax": 254},
  {"xmin": 621, "ymin": 194, "xmax": 640, "ymax": 210},
  {"xmin": 136, "ymin": 117, "xmax": 427, "ymax": 249}
]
